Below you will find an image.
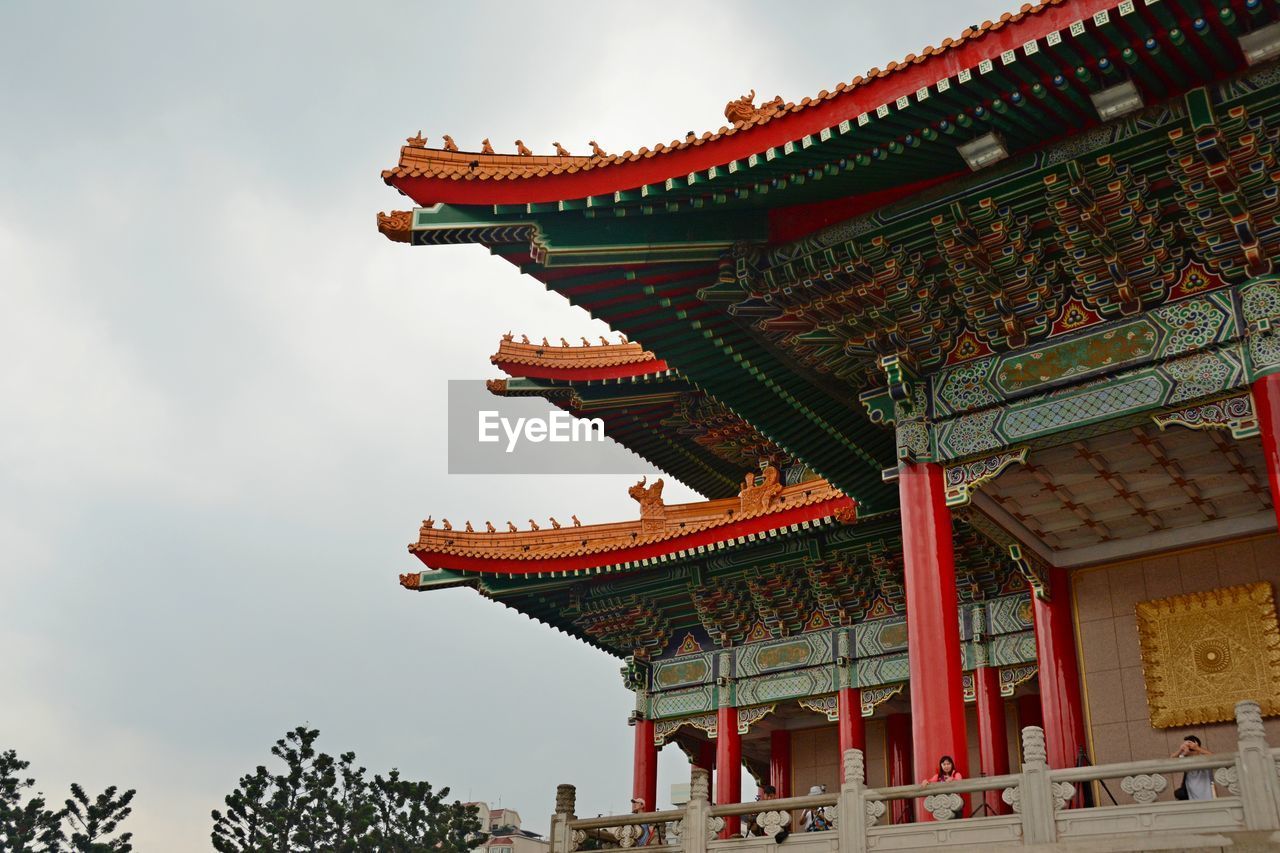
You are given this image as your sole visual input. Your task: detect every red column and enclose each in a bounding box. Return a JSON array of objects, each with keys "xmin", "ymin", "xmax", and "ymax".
[
  {"xmin": 716, "ymin": 705, "xmax": 741, "ymax": 835},
  {"xmin": 886, "ymin": 713, "xmax": 914, "ymax": 825},
  {"xmin": 1255, "ymin": 373, "xmax": 1280, "ymax": 531},
  {"xmin": 1033, "ymin": 566, "xmax": 1087, "ymax": 771},
  {"xmin": 633, "ymin": 719, "xmax": 657, "ymax": 811},
  {"xmin": 974, "ymin": 666, "xmax": 1010, "ymax": 815},
  {"xmin": 899, "ymin": 462, "xmax": 969, "ymax": 792},
  {"xmin": 837, "ymin": 687, "xmax": 867, "ymax": 768},
  {"xmin": 770, "ymin": 730, "xmax": 791, "ymax": 797}
]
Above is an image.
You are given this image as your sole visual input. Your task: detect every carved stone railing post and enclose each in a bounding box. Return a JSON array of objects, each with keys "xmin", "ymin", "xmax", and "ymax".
[
  {"xmin": 680, "ymin": 767, "xmax": 715, "ymax": 853},
  {"xmin": 1232, "ymin": 700, "xmax": 1280, "ymax": 831},
  {"xmin": 550, "ymin": 784, "xmax": 577, "ymax": 853},
  {"xmin": 1013, "ymin": 726, "xmax": 1058, "ymax": 845},
  {"xmin": 838, "ymin": 749, "xmax": 869, "ymax": 853}
]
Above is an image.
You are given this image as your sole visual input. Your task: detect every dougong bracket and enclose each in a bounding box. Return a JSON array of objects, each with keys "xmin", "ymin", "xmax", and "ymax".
[
  {"xmin": 1009, "ymin": 543, "xmax": 1049, "ymax": 602},
  {"xmin": 622, "ymin": 655, "xmax": 651, "ymax": 693}
]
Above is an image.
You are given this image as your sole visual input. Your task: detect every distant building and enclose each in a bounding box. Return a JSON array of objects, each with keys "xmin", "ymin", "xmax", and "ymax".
[{"xmin": 468, "ymin": 803, "xmax": 548, "ymax": 853}]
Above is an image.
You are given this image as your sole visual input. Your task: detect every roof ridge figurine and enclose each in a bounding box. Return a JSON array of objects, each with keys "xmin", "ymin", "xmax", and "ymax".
[
  {"xmin": 589, "ymin": 140, "xmax": 607, "ymax": 158},
  {"xmin": 515, "ymin": 139, "xmax": 533, "ymax": 156},
  {"xmin": 724, "ymin": 89, "xmax": 785, "ymax": 125},
  {"xmin": 553, "ymin": 142, "xmax": 571, "ymax": 157},
  {"xmin": 480, "ymin": 137, "xmax": 494, "ymax": 155},
  {"xmin": 441, "ymin": 134, "xmax": 459, "ymax": 152},
  {"xmin": 406, "ymin": 131, "xmax": 426, "ymax": 148}
]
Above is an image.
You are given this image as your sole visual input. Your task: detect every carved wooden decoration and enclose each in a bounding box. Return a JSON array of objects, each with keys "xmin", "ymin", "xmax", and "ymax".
[
  {"xmin": 1136, "ymin": 582, "xmax": 1280, "ymax": 727},
  {"xmin": 1152, "ymin": 393, "xmax": 1259, "ymax": 440},
  {"xmin": 943, "ymin": 447, "xmax": 1029, "ymax": 507}
]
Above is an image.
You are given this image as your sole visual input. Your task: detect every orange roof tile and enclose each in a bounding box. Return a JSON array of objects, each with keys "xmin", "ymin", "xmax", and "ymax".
[
  {"xmin": 405, "ymin": 471, "xmax": 854, "ymax": 576},
  {"xmin": 490, "ymin": 335, "xmax": 667, "ymax": 379}
]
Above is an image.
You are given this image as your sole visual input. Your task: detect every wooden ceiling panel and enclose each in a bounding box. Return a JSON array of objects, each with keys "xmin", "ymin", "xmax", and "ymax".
[{"xmin": 982, "ymin": 424, "xmax": 1273, "ymax": 553}]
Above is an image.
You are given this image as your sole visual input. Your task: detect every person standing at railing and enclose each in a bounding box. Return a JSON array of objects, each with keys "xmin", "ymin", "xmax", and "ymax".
[
  {"xmin": 1171, "ymin": 736, "xmax": 1214, "ymax": 801},
  {"xmin": 799, "ymin": 785, "xmax": 832, "ymax": 832},
  {"xmin": 921, "ymin": 755, "xmax": 963, "ymax": 784},
  {"xmin": 629, "ymin": 797, "xmax": 660, "ymax": 846},
  {"xmin": 921, "ymin": 755, "xmax": 965, "ymax": 819}
]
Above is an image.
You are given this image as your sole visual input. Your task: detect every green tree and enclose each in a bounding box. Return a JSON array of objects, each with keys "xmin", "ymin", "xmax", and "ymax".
[
  {"xmin": 212, "ymin": 726, "xmax": 481, "ymax": 852},
  {"xmin": 0, "ymin": 750, "xmax": 134, "ymax": 853},
  {"xmin": 0, "ymin": 750, "xmax": 64, "ymax": 852},
  {"xmin": 64, "ymin": 783, "xmax": 134, "ymax": 852}
]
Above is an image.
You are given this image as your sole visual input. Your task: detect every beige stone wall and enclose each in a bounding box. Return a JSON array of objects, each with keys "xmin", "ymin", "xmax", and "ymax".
[
  {"xmin": 865, "ymin": 720, "xmax": 887, "ymax": 787},
  {"xmin": 790, "ymin": 725, "xmax": 840, "ymax": 796},
  {"xmin": 1073, "ymin": 532, "xmax": 1280, "ymax": 769}
]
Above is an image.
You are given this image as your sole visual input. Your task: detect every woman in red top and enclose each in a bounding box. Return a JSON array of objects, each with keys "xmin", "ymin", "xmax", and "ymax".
[{"xmin": 922, "ymin": 755, "xmax": 962, "ymax": 784}]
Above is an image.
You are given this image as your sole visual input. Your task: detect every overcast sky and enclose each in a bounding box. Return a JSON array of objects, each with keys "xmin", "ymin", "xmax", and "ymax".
[{"xmin": 2, "ymin": 2, "xmax": 1017, "ymax": 849}]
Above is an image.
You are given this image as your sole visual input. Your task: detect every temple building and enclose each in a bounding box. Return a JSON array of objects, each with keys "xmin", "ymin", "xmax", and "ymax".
[{"xmin": 381, "ymin": 0, "xmax": 1280, "ymax": 841}]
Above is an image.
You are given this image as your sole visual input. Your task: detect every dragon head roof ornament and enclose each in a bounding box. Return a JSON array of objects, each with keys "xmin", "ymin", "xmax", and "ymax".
[{"xmin": 723, "ymin": 89, "xmax": 785, "ymax": 125}]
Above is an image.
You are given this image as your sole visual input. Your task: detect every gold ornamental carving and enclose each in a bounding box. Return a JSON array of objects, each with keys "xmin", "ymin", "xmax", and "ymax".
[{"xmin": 1136, "ymin": 581, "xmax": 1280, "ymax": 728}]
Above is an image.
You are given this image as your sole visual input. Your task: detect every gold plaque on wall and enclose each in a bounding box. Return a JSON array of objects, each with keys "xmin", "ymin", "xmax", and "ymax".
[{"xmin": 1136, "ymin": 581, "xmax": 1280, "ymax": 728}]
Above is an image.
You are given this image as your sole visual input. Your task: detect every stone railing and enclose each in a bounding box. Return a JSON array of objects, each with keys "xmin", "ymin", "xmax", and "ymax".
[{"xmin": 549, "ymin": 701, "xmax": 1280, "ymax": 853}]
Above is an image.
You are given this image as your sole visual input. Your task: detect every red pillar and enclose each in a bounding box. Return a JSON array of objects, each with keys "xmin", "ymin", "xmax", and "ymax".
[
  {"xmin": 837, "ymin": 687, "xmax": 866, "ymax": 769},
  {"xmin": 974, "ymin": 666, "xmax": 1010, "ymax": 815},
  {"xmin": 633, "ymin": 719, "xmax": 657, "ymax": 811},
  {"xmin": 886, "ymin": 713, "xmax": 914, "ymax": 825},
  {"xmin": 770, "ymin": 730, "xmax": 791, "ymax": 797},
  {"xmin": 899, "ymin": 462, "xmax": 969, "ymax": 791},
  {"xmin": 1254, "ymin": 373, "xmax": 1280, "ymax": 531},
  {"xmin": 1033, "ymin": 567, "xmax": 1087, "ymax": 771},
  {"xmin": 716, "ymin": 705, "xmax": 741, "ymax": 835}
]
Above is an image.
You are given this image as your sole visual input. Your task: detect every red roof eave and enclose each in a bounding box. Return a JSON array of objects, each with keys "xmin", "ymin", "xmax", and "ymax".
[
  {"xmin": 493, "ymin": 358, "xmax": 670, "ymax": 382},
  {"xmin": 411, "ymin": 494, "xmax": 855, "ymax": 575},
  {"xmin": 388, "ymin": 0, "xmax": 1117, "ymax": 209}
]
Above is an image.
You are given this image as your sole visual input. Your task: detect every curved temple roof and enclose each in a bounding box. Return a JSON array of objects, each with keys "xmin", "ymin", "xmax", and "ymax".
[
  {"xmin": 402, "ymin": 470, "xmax": 854, "ymax": 578},
  {"xmin": 490, "ymin": 334, "xmax": 669, "ymax": 381},
  {"xmin": 382, "ymin": 0, "xmax": 1116, "ymax": 207}
]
